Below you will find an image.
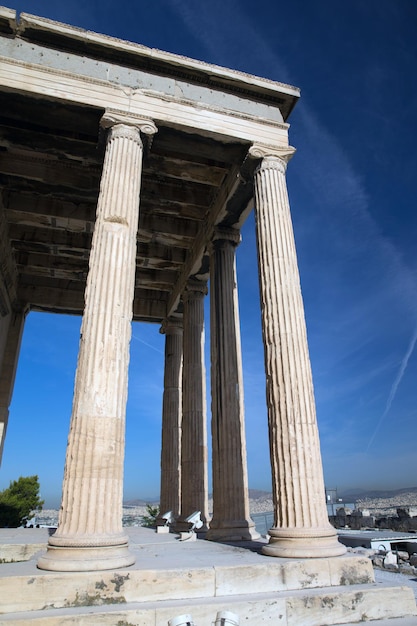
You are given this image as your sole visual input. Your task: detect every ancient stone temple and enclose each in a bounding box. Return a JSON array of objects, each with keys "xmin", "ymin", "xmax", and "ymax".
[
  {"xmin": 0, "ymin": 6, "xmax": 345, "ymax": 569},
  {"xmin": 0, "ymin": 9, "xmax": 416, "ymax": 625}
]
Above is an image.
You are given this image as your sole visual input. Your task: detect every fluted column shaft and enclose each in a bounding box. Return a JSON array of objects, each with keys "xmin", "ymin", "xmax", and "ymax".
[
  {"xmin": 253, "ymin": 155, "xmax": 345, "ymax": 558},
  {"xmin": 180, "ymin": 281, "xmax": 209, "ymax": 527},
  {"xmin": 0, "ymin": 310, "xmax": 26, "ymax": 464},
  {"xmin": 39, "ymin": 119, "xmax": 153, "ymax": 571},
  {"xmin": 158, "ymin": 318, "xmax": 183, "ymax": 520},
  {"xmin": 207, "ymin": 228, "xmax": 258, "ymax": 541}
]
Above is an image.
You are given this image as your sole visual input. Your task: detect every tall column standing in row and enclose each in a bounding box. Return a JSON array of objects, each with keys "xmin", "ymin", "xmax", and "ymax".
[
  {"xmin": 0, "ymin": 309, "xmax": 27, "ymax": 464},
  {"xmin": 179, "ymin": 280, "xmax": 209, "ymax": 530},
  {"xmin": 252, "ymin": 150, "xmax": 346, "ymax": 557},
  {"xmin": 38, "ymin": 115, "xmax": 157, "ymax": 571},
  {"xmin": 207, "ymin": 227, "xmax": 258, "ymax": 541},
  {"xmin": 157, "ymin": 317, "xmax": 183, "ymax": 522}
]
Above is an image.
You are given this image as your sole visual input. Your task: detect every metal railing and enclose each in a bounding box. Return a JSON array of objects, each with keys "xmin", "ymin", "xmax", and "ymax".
[{"xmin": 251, "ymin": 510, "xmax": 274, "ymax": 536}]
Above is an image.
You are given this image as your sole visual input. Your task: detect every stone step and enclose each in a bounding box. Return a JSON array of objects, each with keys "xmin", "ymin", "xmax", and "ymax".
[
  {"xmin": 0, "ymin": 553, "xmax": 379, "ymax": 613},
  {"xmin": 340, "ymin": 615, "xmax": 417, "ymax": 626},
  {"xmin": 1, "ymin": 530, "xmax": 416, "ymax": 625},
  {"xmin": 0, "ymin": 542, "xmax": 44, "ymax": 563},
  {"xmin": 0, "ymin": 583, "xmax": 415, "ymax": 625}
]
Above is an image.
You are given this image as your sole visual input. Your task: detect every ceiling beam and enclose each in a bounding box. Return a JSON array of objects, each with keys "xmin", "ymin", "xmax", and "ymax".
[
  {"xmin": 19, "ymin": 285, "xmax": 167, "ymax": 322},
  {"xmin": 167, "ymin": 162, "xmax": 247, "ymax": 317}
]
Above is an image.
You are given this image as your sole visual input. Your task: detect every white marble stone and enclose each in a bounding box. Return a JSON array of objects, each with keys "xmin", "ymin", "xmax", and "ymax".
[
  {"xmin": 0, "ymin": 309, "xmax": 26, "ymax": 463},
  {"xmin": 37, "ymin": 117, "xmax": 156, "ymax": 571},
  {"xmin": 158, "ymin": 318, "xmax": 183, "ymax": 521},
  {"xmin": 253, "ymin": 153, "xmax": 345, "ymax": 558},
  {"xmin": 179, "ymin": 280, "xmax": 209, "ymax": 529},
  {"xmin": 207, "ymin": 227, "xmax": 258, "ymax": 542}
]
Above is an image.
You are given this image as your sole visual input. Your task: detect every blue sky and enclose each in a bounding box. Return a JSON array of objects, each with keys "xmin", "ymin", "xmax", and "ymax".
[{"xmin": 1, "ymin": 0, "xmax": 416, "ymax": 508}]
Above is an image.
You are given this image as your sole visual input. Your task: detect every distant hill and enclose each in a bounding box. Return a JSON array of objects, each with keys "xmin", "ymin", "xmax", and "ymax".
[
  {"xmin": 124, "ymin": 497, "xmax": 159, "ymax": 507},
  {"xmin": 248, "ymin": 487, "xmax": 417, "ymax": 502},
  {"xmin": 124, "ymin": 489, "xmax": 273, "ymax": 506},
  {"xmin": 339, "ymin": 486, "xmax": 417, "ymax": 501},
  {"xmin": 248, "ymin": 489, "xmax": 272, "ymax": 499},
  {"xmin": 124, "ymin": 487, "xmax": 417, "ymax": 507}
]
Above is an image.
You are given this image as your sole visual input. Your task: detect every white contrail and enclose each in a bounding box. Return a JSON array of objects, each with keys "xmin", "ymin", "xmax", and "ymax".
[
  {"xmin": 131, "ymin": 333, "xmax": 164, "ymax": 354},
  {"xmin": 366, "ymin": 322, "xmax": 417, "ymax": 451}
]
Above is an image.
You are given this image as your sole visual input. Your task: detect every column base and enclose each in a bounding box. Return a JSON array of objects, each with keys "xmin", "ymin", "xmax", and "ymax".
[
  {"xmin": 206, "ymin": 519, "xmax": 260, "ymax": 542},
  {"xmin": 37, "ymin": 535, "xmax": 135, "ymax": 571},
  {"xmin": 262, "ymin": 526, "xmax": 347, "ymax": 558}
]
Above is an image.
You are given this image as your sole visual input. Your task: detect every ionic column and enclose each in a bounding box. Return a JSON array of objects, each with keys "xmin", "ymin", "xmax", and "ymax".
[
  {"xmin": 157, "ymin": 317, "xmax": 183, "ymax": 522},
  {"xmin": 207, "ymin": 227, "xmax": 258, "ymax": 541},
  {"xmin": 38, "ymin": 114, "xmax": 157, "ymax": 571},
  {"xmin": 0, "ymin": 309, "xmax": 27, "ymax": 464},
  {"xmin": 179, "ymin": 280, "xmax": 209, "ymax": 529},
  {"xmin": 252, "ymin": 149, "xmax": 345, "ymax": 558}
]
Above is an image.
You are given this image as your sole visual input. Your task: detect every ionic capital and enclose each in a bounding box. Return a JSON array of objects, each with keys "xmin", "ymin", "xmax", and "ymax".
[
  {"xmin": 183, "ymin": 279, "xmax": 208, "ymax": 299},
  {"xmin": 212, "ymin": 226, "xmax": 241, "ymax": 245},
  {"xmin": 106, "ymin": 124, "xmax": 143, "ymax": 146},
  {"xmin": 101, "ymin": 110, "xmax": 158, "ymax": 138},
  {"xmin": 160, "ymin": 316, "xmax": 183, "ymax": 336},
  {"xmin": 255, "ymin": 155, "xmax": 292, "ymax": 176},
  {"xmin": 248, "ymin": 143, "xmax": 295, "ymax": 171}
]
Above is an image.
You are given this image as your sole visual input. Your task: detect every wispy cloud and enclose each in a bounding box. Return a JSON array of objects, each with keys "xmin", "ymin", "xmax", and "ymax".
[
  {"xmin": 165, "ymin": 0, "xmax": 290, "ymax": 81},
  {"xmin": 168, "ymin": 0, "xmax": 417, "ymax": 461},
  {"xmin": 366, "ymin": 322, "xmax": 417, "ymax": 452},
  {"xmin": 168, "ymin": 0, "xmax": 417, "ymax": 316},
  {"xmin": 131, "ymin": 332, "xmax": 164, "ymax": 354}
]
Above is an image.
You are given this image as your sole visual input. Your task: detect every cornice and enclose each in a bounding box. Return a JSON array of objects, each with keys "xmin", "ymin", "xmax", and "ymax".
[
  {"xmin": 0, "ymin": 55, "xmax": 290, "ymax": 146},
  {"xmin": 14, "ymin": 11, "xmax": 300, "ymax": 120},
  {"xmin": 0, "ymin": 55, "xmax": 288, "ymax": 132}
]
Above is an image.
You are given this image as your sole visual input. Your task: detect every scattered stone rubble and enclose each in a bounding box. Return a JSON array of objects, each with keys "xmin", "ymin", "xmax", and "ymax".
[
  {"xmin": 347, "ymin": 545, "xmax": 417, "ymax": 576},
  {"xmin": 330, "ymin": 497, "xmax": 417, "ymax": 533},
  {"xmin": 331, "ymin": 506, "xmax": 417, "ymax": 531},
  {"xmin": 329, "ymin": 492, "xmax": 417, "ymax": 577},
  {"xmin": 356, "ymin": 492, "xmax": 417, "ymax": 517}
]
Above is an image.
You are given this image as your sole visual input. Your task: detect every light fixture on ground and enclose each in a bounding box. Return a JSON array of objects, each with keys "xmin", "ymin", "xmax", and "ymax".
[
  {"xmin": 185, "ymin": 511, "xmax": 203, "ymax": 531},
  {"xmin": 160, "ymin": 510, "xmax": 174, "ymax": 525},
  {"xmin": 168, "ymin": 615, "xmax": 194, "ymax": 626},
  {"xmin": 179, "ymin": 511, "xmax": 203, "ymax": 541},
  {"xmin": 156, "ymin": 510, "xmax": 174, "ymax": 534},
  {"xmin": 215, "ymin": 611, "xmax": 240, "ymax": 625},
  {"xmin": 167, "ymin": 611, "xmax": 239, "ymax": 625}
]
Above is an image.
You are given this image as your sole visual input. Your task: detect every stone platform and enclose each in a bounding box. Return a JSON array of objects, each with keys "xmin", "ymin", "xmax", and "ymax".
[{"xmin": 0, "ymin": 527, "xmax": 416, "ymax": 625}]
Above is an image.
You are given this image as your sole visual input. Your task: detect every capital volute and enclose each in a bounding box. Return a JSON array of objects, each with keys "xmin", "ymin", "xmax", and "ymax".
[
  {"xmin": 249, "ymin": 143, "xmax": 296, "ymax": 170},
  {"xmin": 101, "ymin": 110, "xmax": 158, "ymax": 141}
]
